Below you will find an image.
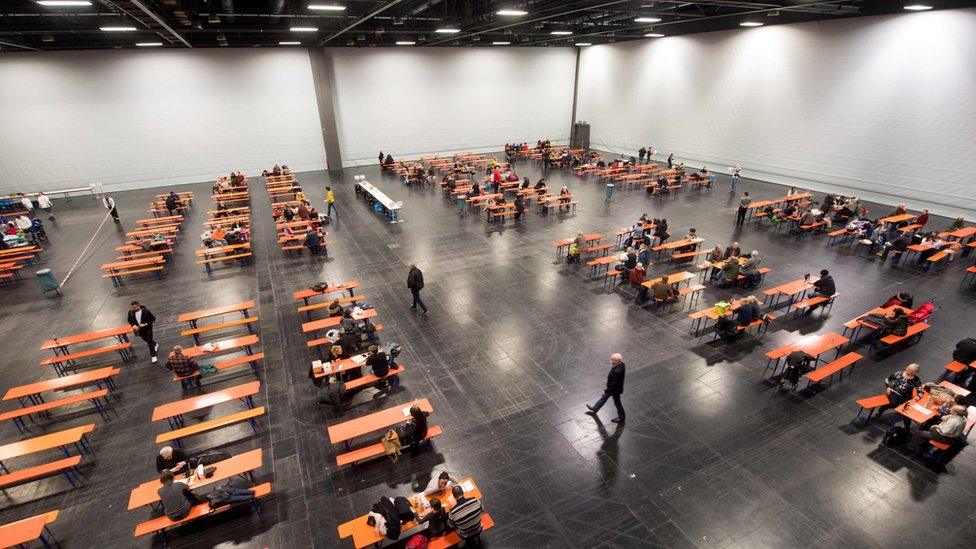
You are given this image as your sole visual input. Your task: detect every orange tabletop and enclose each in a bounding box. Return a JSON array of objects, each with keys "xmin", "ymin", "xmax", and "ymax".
[
  {"xmin": 850, "ymin": 305, "xmax": 911, "ymax": 329},
  {"xmin": 895, "ymin": 392, "xmax": 939, "ymax": 425},
  {"xmin": 203, "ymin": 216, "xmax": 250, "ymax": 226},
  {"xmin": 294, "ymin": 280, "xmax": 361, "ymax": 301},
  {"xmin": 643, "ymin": 271, "xmax": 694, "ymax": 288},
  {"xmin": 126, "ymin": 226, "xmax": 179, "ymax": 237},
  {"xmin": 328, "ymin": 399, "xmax": 432, "ymax": 444},
  {"xmin": 195, "ymin": 243, "xmax": 251, "ymax": 257},
  {"xmin": 0, "ymin": 510, "xmax": 58, "ymax": 549},
  {"xmin": 178, "ymin": 300, "xmax": 255, "ymax": 323},
  {"xmin": 588, "ymin": 255, "xmax": 618, "ymax": 266},
  {"xmin": 0, "ymin": 424, "xmax": 94, "ymax": 462},
  {"xmin": 654, "ymin": 238, "xmax": 705, "ymax": 251},
  {"xmin": 182, "ymin": 334, "xmax": 259, "ymax": 359},
  {"xmin": 763, "ymin": 278, "xmax": 813, "ymax": 298},
  {"xmin": 41, "ymin": 325, "xmax": 131, "ymax": 350},
  {"xmin": 766, "ymin": 331, "xmax": 848, "ymax": 361},
  {"xmin": 101, "ymin": 256, "xmax": 164, "ymax": 270},
  {"xmin": 311, "ymin": 354, "xmax": 368, "ymax": 378},
  {"xmin": 4, "ymin": 367, "xmax": 120, "ymax": 401},
  {"xmin": 127, "ymin": 449, "xmax": 262, "ymax": 509},
  {"xmin": 338, "ymin": 478, "xmax": 481, "ymax": 549},
  {"xmin": 0, "ymin": 246, "xmax": 40, "ymax": 256},
  {"xmin": 302, "ymin": 309, "xmax": 377, "ymax": 334},
  {"xmin": 138, "ymin": 215, "xmax": 183, "ymax": 224},
  {"xmin": 697, "ymin": 297, "xmax": 750, "ymax": 321},
  {"xmin": 151, "ymin": 380, "xmax": 260, "ymax": 422},
  {"xmin": 879, "ymin": 213, "xmax": 915, "ymax": 224}
]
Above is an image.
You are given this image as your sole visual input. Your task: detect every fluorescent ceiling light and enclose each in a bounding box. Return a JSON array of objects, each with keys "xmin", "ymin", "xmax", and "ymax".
[
  {"xmin": 307, "ymin": 4, "xmax": 346, "ymax": 10},
  {"xmin": 634, "ymin": 17, "xmax": 661, "ymax": 23},
  {"xmin": 290, "ymin": 26, "xmax": 319, "ymax": 32},
  {"xmin": 37, "ymin": 1, "xmax": 93, "ymax": 6},
  {"xmin": 100, "ymin": 26, "xmax": 137, "ymax": 31},
  {"xmin": 492, "ymin": 41, "xmax": 511, "ymax": 45},
  {"xmin": 279, "ymin": 41, "xmax": 301, "ymax": 45},
  {"xmin": 496, "ymin": 9, "xmax": 528, "ymax": 16},
  {"xmin": 575, "ymin": 42, "xmax": 592, "ymax": 47},
  {"xmin": 644, "ymin": 33, "xmax": 665, "ymax": 38},
  {"xmin": 435, "ymin": 28, "xmax": 461, "ymax": 33},
  {"xmin": 903, "ymin": 4, "xmax": 933, "ymax": 10},
  {"xmin": 135, "ymin": 42, "xmax": 162, "ymax": 47},
  {"xmin": 395, "ymin": 41, "xmax": 415, "ymax": 45},
  {"xmin": 740, "ymin": 21, "xmax": 763, "ymax": 27},
  {"xmin": 550, "ymin": 30, "xmax": 572, "ymax": 35}
]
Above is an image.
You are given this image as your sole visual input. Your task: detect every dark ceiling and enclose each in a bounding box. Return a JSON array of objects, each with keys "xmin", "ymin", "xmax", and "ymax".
[{"xmin": 1, "ymin": 0, "xmax": 974, "ymax": 52}]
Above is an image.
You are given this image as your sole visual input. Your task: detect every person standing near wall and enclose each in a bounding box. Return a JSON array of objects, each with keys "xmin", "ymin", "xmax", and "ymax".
[
  {"xmin": 325, "ymin": 186, "xmax": 338, "ymax": 218},
  {"xmin": 37, "ymin": 192, "xmax": 54, "ymax": 220},
  {"xmin": 667, "ymin": 153, "xmax": 674, "ymax": 169},
  {"xmin": 729, "ymin": 164, "xmax": 742, "ymax": 194},
  {"xmin": 638, "ymin": 147, "xmax": 646, "ymax": 164}
]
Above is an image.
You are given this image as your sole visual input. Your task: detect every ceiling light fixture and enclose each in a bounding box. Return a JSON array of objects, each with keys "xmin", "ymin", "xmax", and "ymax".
[
  {"xmin": 492, "ymin": 41, "xmax": 511, "ymax": 45},
  {"xmin": 550, "ymin": 30, "xmax": 572, "ymax": 35},
  {"xmin": 100, "ymin": 26, "xmax": 137, "ymax": 31},
  {"xmin": 308, "ymin": 4, "xmax": 346, "ymax": 10},
  {"xmin": 903, "ymin": 4, "xmax": 933, "ymax": 10},
  {"xmin": 435, "ymin": 27, "xmax": 461, "ymax": 33},
  {"xmin": 136, "ymin": 42, "xmax": 163, "ymax": 47},
  {"xmin": 575, "ymin": 42, "xmax": 592, "ymax": 46},
  {"xmin": 739, "ymin": 21, "xmax": 763, "ymax": 27},
  {"xmin": 395, "ymin": 40, "xmax": 415, "ymax": 45},
  {"xmin": 290, "ymin": 26, "xmax": 319, "ymax": 32},
  {"xmin": 37, "ymin": 0, "xmax": 92, "ymax": 5},
  {"xmin": 279, "ymin": 41, "xmax": 301, "ymax": 45},
  {"xmin": 645, "ymin": 33, "xmax": 665, "ymax": 38},
  {"xmin": 634, "ymin": 17, "xmax": 661, "ymax": 23},
  {"xmin": 496, "ymin": 9, "xmax": 528, "ymax": 16}
]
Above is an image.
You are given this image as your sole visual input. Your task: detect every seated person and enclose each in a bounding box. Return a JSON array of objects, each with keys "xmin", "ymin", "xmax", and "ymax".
[
  {"xmin": 519, "ymin": 177, "xmax": 531, "ymax": 190},
  {"xmin": 637, "ymin": 242, "xmax": 652, "ymax": 267},
  {"xmin": 447, "ymin": 485, "xmax": 485, "ymax": 545},
  {"xmin": 148, "ymin": 233, "xmax": 168, "ymax": 251},
  {"xmin": 706, "ymin": 246, "xmax": 725, "ymax": 280},
  {"xmin": 805, "ymin": 269, "xmax": 836, "ymax": 313},
  {"xmin": 740, "ymin": 251, "xmax": 762, "ymax": 288},
  {"xmin": 877, "ymin": 364, "xmax": 922, "ymax": 420},
  {"xmin": 326, "ymin": 300, "xmax": 344, "ymax": 317},
  {"xmin": 165, "ymin": 345, "xmax": 200, "ymax": 380},
  {"xmin": 734, "ymin": 296, "xmax": 762, "ymax": 326},
  {"xmin": 618, "ymin": 248, "xmax": 638, "ymax": 282},
  {"xmin": 157, "ymin": 470, "xmax": 206, "ymax": 521},
  {"xmin": 651, "ymin": 278, "xmax": 678, "ymax": 303},
  {"xmin": 878, "ymin": 308, "xmax": 909, "ymax": 340},
  {"xmin": 305, "ymin": 230, "xmax": 322, "ymax": 255},
  {"xmin": 365, "ymin": 344, "xmax": 391, "ymax": 388},
  {"xmin": 908, "ymin": 405, "xmax": 967, "ymax": 453},
  {"xmin": 211, "ymin": 226, "xmax": 228, "ymax": 246},
  {"xmin": 467, "ymin": 185, "xmax": 481, "ymax": 198},
  {"xmin": 878, "ymin": 232, "xmax": 910, "ymax": 260},
  {"xmin": 567, "ymin": 232, "xmax": 586, "ymax": 263},
  {"xmin": 533, "ymin": 178, "xmax": 548, "ymax": 192},
  {"xmin": 422, "ymin": 471, "xmax": 460, "ymax": 496},
  {"xmin": 720, "ymin": 259, "xmax": 741, "ymax": 288},
  {"xmin": 629, "ymin": 263, "xmax": 649, "ymax": 303},
  {"xmin": 400, "ymin": 405, "xmax": 430, "ymax": 448},
  {"xmin": 156, "ymin": 446, "xmax": 190, "ymax": 475},
  {"xmin": 417, "ymin": 497, "xmax": 450, "ymax": 538},
  {"xmin": 317, "ymin": 376, "xmax": 347, "ymax": 410}
]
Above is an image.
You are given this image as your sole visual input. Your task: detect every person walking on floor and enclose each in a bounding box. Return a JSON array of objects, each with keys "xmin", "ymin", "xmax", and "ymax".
[
  {"xmin": 325, "ymin": 186, "xmax": 338, "ymax": 218},
  {"xmin": 37, "ymin": 192, "xmax": 54, "ymax": 220},
  {"xmin": 736, "ymin": 192, "xmax": 752, "ymax": 226},
  {"xmin": 407, "ymin": 262, "xmax": 428, "ymax": 316},
  {"xmin": 586, "ymin": 353, "xmax": 626, "ymax": 423},
  {"xmin": 103, "ymin": 194, "xmax": 119, "ymax": 222},
  {"xmin": 127, "ymin": 300, "xmax": 159, "ymax": 363},
  {"xmin": 730, "ymin": 164, "xmax": 742, "ymax": 193}
]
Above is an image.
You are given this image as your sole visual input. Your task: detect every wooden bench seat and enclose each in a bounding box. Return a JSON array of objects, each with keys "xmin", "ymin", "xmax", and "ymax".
[
  {"xmin": 583, "ymin": 243, "xmax": 613, "ymax": 255},
  {"xmin": 196, "ymin": 252, "xmax": 252, "ymax": 265},
  {"xmin": 155, "ymin": 406, "xmax": 265, "ymax": 445},
  {"xmin": 133, "ymin": 482, "xmax": 271, "ymax": 538},
  {"xmin": 878, "ymin": 322, "xmax": 931, "ymax": 346},
  {"xmin": 803, "ymin": 352, "xmax": 862, "ymax": 387},
  {"xmin": 307, "ymin": 324, "xmax": 382, "ymax": 348},
  {"xmin": 116, "ymin": 248, "xmax": 173, "ymax": 261},
  {"xmin": 926, "ymin": 250, "xmax": 949, "ymax": 265},
  {"xmin": 172, "ymin": 352, "xmax": 265, "ymax": 382},
  {"xmin": 854, "ymin": 393, "xmax": 890, "ymax": 421},
  {"xmin": 0, "ymin": 455, "xmax": 82, "ymax": 489},
  {"xmin": 671, "ymin": 249, "xmax": 710, "ymax": 262},
  {"xmin": 100, "ymin": 266, "xmax": 164, "ymax": 280},
  {"xmin": 39, "ymin": 342, "xmax": 131, "ymax": 367},
  {"xmin": 790, "ymin": 293, "xmax": 839, "ymax": 317},
  {"xmin": 799, "ymin": 221, "xmax": 825, "ymax": 232},
  {"xmin": 428, "ymin": 514, "xmax": 495, "ymax": 549},
  {"xmin": 179, "ymin": 316, "xmax": 258, "ymax": 338},
  {"xmin": 336, "ymin": 425, "xmax": 443, "ymax": 466},
  {"xmin": 929, "ymin": 440, "xmax": 952, "ymax": 451},
  {"xmin": 343, "ymin": 365, "xmax": 405, "ymax": 391}
]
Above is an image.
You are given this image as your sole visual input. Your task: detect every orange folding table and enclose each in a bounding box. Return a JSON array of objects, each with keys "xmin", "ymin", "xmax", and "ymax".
[
  {"xmin": 0, "ymin": 510, "xmax": 59, "ymax": 549},
  {"xmin": 127, "ymin": 449, "xmax": 262, "ymax": 510},
  {"xmin": 151, "ymin": 381, "xmax": 260, "ymax": 430}
]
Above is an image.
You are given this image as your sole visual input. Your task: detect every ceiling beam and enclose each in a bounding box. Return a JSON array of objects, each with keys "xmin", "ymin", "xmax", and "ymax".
[
  {"xmin": 0, "ymin": 38, "xmax": 40, "ymax": 51},
  {"xmin": 317, "ymin": 0, "xmax": 405, "ymax": 46},
  {"xmin": 127, "ymin": 0, "xmax": 193, "ymax": 48}
]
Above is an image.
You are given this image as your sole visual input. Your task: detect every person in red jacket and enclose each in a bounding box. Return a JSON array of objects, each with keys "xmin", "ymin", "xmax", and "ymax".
[{"xmin": 629, "ymin": 263, "xmax": 648, "ymax": 303}]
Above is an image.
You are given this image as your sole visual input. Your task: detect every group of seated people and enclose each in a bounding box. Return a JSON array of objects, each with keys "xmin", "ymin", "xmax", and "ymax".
[
  {"xmin": 504, "ymin": 142, "xmax": 530, "ymax": 162},
  {"xmin": 1, "ymin": 214, "xmax": 44, "ymax": 246},
  {"xmin": 272, "ymin": 200, "xmax": 322, "ymax": 224},
  {"xmin": 714, "ymin": 295, "xmax": 770, "ymax": 343},
  {"xmin": 154, "ymin": 446, "xmax": 255, "ymax": 521},
  {"xmin": 261, "ymin": 165, "xmax": 290, "ymax": 177},
  {"xmin": 213, "ymin": 172, "xmax": 247, "ymax": 192},
  {"xmin": 367, "ymin": 471, "xmax": 485, "ymax": 547},
  {"xmin": 200, "ymin": 223, "xmax": 248, "ymax": 248},
  {"xmin": 702, "ymin": 244, "xmax": 764, "ymax": 288}
]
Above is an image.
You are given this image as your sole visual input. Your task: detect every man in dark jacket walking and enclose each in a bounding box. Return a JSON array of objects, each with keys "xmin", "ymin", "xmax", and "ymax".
[
  {"xmin": 407, "ymin": 263, "xmax": 428, "ymax": 315},
  {"xmin": 586, "ymin": 353, "xmax": 626, "ymax": 423},
  {"xmin": 127, "ymin": 300, "xmax": 159, "ymax": 363}
]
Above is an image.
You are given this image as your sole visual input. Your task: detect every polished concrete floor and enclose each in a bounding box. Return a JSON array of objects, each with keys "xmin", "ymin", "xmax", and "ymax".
[{"xmin": 0, "ymin": 157, "xmax": 974, "ymax": 549}]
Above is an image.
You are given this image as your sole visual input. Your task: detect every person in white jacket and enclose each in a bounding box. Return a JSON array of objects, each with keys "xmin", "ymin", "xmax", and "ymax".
[{"xmin": 37, "ymin": 192, "xmax": 54, "ymax": 220}]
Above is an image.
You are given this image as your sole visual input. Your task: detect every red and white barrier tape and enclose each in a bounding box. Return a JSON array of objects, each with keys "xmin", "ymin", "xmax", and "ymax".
[{"xmin": 58, "ymin": 211, "xmax": 112, "ymax": 290}]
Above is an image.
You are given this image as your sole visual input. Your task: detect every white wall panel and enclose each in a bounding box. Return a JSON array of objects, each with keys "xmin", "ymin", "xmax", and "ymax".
[
  {"xmin": 576, "ymin": 9, "xmax": 976, "ymax": 216},
  {"xmin": 0, "ymin": 49, "xmax": 325, "ymax": 194},
  {"xmin": 329, "ymin": 48, "xmax": 577, "ymax": 167}
]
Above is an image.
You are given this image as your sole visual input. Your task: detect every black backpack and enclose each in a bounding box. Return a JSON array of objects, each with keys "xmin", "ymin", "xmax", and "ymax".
[
  {"xmin": 953, "ymin": 338, "xmax": 976, "ymax": 364},
  {"xmin": 882, "ymin": 426, "xmax": 909, "ymax": 447}
]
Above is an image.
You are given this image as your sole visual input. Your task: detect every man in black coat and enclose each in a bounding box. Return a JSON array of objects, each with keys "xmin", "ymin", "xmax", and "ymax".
[
  {"xmin": 407, "ymin": 263, "xmax": 428, "ymax": 315},
  {"xmin": 127, "ymin": 301, "xmax": 159, "ymax": 363},
  {"xmin": 806, "ymin": 269, "xmax": 836, "ymax": 314},
  {"xmin": 586, "ymin": 353, "xmax": 626, "ymax": 423}
]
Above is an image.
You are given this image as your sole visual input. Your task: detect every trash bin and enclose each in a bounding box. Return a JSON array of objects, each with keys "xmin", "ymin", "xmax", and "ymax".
[{"xmin": 36, "ymin": 268, "xmax": 60, "ymax": 295}]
